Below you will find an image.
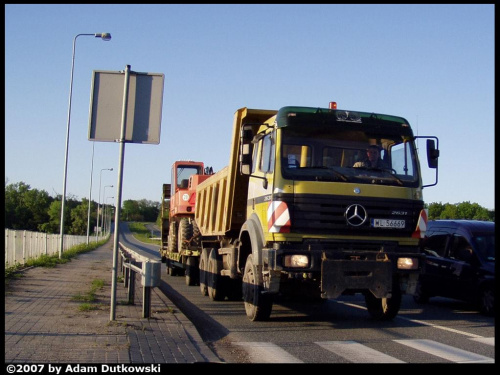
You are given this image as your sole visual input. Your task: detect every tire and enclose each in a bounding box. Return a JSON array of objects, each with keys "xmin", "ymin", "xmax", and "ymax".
[
  {"xmin": 207, "ymin": 248, "xmax": 225, "ymax": 301},
  {"xmin": 178, "ymin": 218, "xmax": 193, "ymax": 252},
  {"xmin": 199, "ymin": 248, "xmax": 209, "ymax": 296},
  {"xmin": 192, "ymin": 220, "xmax": 201, "ymax": 247},
  {"xmin": 365, "ymin": 283, "xmax": 402, "ymax": 321},
  {"xmin": 479, "ymin": 286, "xmax": 494, "ymax": 316},
  {"xmin": 242, "ymin": 254, "xmax": 273, "ymax": 321},
  {"xmin": 185, "ymin": 256, "xmax": 199, "ymax": 286},
  {"xmin": 168, "ymin": 221, "xmax": 178, "ymax": 253}
]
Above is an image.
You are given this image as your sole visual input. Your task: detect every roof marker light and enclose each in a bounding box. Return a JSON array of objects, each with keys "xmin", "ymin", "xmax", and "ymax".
[{"xmin": 329, "ymin": 102, "xmax": 337, "ymax": 109}]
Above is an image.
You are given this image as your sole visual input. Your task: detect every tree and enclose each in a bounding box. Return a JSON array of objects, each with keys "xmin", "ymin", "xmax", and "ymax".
[
  {"xmin": 5, "ymin": 182, "xmax": 53, "ymax": 231},
  {"xmin": 69, "ymin": 199, "xmax": 91, "ymax": 235},
  {"xmin": 427, "ymin": 201, "xmax": 494, "ymax": 221}
]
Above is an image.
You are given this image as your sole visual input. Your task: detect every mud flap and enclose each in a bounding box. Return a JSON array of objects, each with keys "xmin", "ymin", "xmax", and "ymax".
[{"xmin": 321, "ymin": 260, "xmax": 392, "ymax": 299}]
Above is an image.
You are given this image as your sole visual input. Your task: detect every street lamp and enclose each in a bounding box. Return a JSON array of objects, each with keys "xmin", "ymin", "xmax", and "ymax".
[
  {"xmin": 105, "ymin": 196, "xmax": 114, "ymax": 235},
  {"xmin": 59, "ymin": 32, "xmax": 112, "ymax": 258},
  {"xmin": 86, "ymin": 142, "xmax": 96, "ymax": 244},
  {"xmin": 96, "ymin": 170, "xmax": 113, "ymax": 240},
  {"xmin": 102, "ymin": 185, "xmax": 113, "ymax": 234}
]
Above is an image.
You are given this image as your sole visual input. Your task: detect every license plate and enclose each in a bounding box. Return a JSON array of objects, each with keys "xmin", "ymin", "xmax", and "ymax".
[{"xmin": 371, "ymin": 218, "xmax": 405, "ymax": 228}]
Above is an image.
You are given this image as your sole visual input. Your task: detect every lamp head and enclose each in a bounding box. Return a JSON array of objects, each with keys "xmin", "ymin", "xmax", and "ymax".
[{"xmin": 95, "ymin": 33, "xmax": 112, "ymax": 41}]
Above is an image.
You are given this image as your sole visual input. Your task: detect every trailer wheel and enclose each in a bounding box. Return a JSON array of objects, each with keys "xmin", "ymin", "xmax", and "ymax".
[
  {"xmin": 364, "ymin": 283, "xmax": 402, "ymax": 321},
  {"xmin": 199, "ymin": 249, "xmax": 209, "ymax": 296},
  {"xmin": 207, "ymin": 248, "xmax": 225, "ymax": 301},
  {"xmin": 185, "ymin": 256, "xmax": 199, "ymax": 286},
  {"xmin": 242, "ymin": 254, "xmax": 273, "ymax": 321}
]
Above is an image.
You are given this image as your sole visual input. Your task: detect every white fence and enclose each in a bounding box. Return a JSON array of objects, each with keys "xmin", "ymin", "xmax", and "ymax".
[{"xmin": 4, "ymin": 229, "xmax": 106, "ymax": 267}]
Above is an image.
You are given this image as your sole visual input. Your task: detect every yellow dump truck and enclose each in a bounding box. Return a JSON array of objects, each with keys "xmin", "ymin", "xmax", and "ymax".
[{"xmin": 174, "ymin": 103, "xmax": 439, "ymax": 321}]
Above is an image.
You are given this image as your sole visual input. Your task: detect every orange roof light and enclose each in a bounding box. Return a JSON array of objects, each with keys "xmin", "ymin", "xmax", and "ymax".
[{"xmin": 329, "ymin": 102, "xmax": 337, "ymax": 109}]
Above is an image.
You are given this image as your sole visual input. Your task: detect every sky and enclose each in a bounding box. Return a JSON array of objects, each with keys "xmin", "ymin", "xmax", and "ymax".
[{"xmin": 5, "ymin": 4, "xmax": 495, "ymax": 210}]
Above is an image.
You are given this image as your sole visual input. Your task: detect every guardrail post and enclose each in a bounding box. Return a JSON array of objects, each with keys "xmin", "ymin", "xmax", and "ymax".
[
  {"xmin": 143, "ymin": 286, "xmax": 151, "ymax": 318},
  {"xmin": 128, "ymin": 260, "xmax": 135, "ymax": 305}
]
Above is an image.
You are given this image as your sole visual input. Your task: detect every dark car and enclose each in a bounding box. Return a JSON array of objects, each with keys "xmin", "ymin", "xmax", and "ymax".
[{"xmin": 414, "ymin": 220, "xmax": 495, "ymax": 315}]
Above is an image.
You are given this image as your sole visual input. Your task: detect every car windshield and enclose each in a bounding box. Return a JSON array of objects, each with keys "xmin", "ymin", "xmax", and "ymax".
[
  {"xmin": 472, "ymin": 234, "xmax": 495, "ymax": 262},
  {"xmin": 280, "ymin": 125, "xmax": 419, "ymax": 187}
]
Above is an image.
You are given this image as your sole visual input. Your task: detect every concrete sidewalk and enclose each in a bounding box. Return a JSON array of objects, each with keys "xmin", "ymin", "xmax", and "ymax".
[{"xmin": 4, "ymin": 240, "xmax": 221, "ymax": 364}]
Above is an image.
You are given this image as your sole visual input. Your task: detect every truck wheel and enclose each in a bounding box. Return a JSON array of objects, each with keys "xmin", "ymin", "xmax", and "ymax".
[
  {"xmin": 242, "ymin": 254, "xmax": 273, "ymax": 321},
  {"xmin": 207, "ymin": 248, "xmax": 225, "ymax": 301},
  {"xmin": 185, "ymin": 256, "xmax": 199, "ymax": 286},
  {"xmin": 199, "ymin": 249, "xmax": 209, "ymax": 296},
  {"xmin": 364, "ymin": 284, "xmax": 402, "ymax": 321},
  {"xmin": 178, "ymin": 218, "xmax": 193, "ymax": 251},
  {"xmin": 168, "ymin": 221, "xmax": 178, "ymax": 253}
]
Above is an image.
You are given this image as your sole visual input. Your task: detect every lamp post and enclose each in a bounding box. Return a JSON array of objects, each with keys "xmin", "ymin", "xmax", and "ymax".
[
  {"xmin": 59, "ymin": 32, "xmax": 111, "ymax": 258},
  {"xmin": 86, "ymin": 142, "xmax": 96, "ymax": 244},
  {"xmin": 96, "ymin": 169, "xmax": 113, "ymax": 240},
  {"xmin": 102, "ymin": 185, "xmax": 113, "ymax": 234},
  {"xmin": 105, "ymin": 196, "xmax": 114, "ymax": 235}
]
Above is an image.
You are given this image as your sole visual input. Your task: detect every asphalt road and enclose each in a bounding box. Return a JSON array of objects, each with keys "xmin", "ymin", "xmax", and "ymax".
[
  {"xmin": 160, "ymin": 267, "xmax": 495, "ymax": 364},
  {"xmin": 119, "ymin": 223, "xmax": 495, "ymax": 364}
]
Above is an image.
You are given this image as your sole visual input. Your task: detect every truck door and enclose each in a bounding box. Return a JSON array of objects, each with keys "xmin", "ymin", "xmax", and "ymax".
[{"xmin": 247, "ymin": 131, "xmax": 274, "ymax": 222}]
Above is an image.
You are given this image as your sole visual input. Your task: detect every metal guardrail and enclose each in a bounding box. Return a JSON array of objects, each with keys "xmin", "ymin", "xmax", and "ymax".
[{"xmin": 118, "ymin": 242, "xmax": 161, "ymax": 318}]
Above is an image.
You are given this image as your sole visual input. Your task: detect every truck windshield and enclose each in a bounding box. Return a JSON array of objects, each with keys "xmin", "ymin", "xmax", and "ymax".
[
  {"xmin": 175, "ymin": 166, "xmax": 202, "ymax": 189},
  {"xmin": 280, "ymin": 125, "xmax": 419, "ymax": 187}
]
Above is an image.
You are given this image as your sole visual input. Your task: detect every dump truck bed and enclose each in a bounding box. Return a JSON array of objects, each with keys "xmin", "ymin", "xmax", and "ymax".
[{"xmin": 195, "ymin": 108, "xmax": 277, "ymax": 237}]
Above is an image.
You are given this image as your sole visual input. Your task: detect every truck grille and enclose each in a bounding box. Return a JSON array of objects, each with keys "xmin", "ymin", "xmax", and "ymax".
[{"xmin": 277, "ymin": 193, "xmax": 423, "ymax": 237}]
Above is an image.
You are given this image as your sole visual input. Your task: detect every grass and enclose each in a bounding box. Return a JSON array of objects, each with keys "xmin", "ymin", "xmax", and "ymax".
[
  {"xmin": 72, "ymin": 278, "xmax": 106, "ymax": 311},
  {"xmin": 127, "ymin": 222, "xmax": 161, "ymax": 245}
]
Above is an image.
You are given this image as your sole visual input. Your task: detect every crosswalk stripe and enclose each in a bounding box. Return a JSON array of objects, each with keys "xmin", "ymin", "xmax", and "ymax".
[
  {"xmin": 234, "ymin": 342, "xmax": 303, "ymax": 363},
  {"xmin": 394, "ymin": 339, "xmax": 494, "ymax": 363},
  {"xmin": 470, "ymin": 337, "xmax": 495, "ymax": 346},
  {"xmin": 315, "ymin": 341, "xmax": 405, "ymax": 363}
]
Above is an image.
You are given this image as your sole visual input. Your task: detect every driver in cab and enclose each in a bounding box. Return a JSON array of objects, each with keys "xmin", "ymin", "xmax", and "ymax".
[{"xmin": 353, "ymin": 145, "xmax": 388, "ymax": 169}]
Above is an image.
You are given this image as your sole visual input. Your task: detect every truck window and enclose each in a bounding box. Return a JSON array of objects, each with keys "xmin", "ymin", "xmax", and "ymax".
[
  {"xmin": 175, "ymin": 166, "xmax": 201, "ymax": 188},
  {"xmin": 259, "ymin": 134, "xmax": 275, "ymax": 174},
  {"xmin": 280, "ymin": 125, "xmax": 419, "ymax": 187},
  {"xmin": 390, "ymin": 142, "xmax": 414, "ymax": 176}
]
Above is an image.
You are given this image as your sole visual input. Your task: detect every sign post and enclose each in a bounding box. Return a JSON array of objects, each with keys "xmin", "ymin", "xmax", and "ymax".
[{"xmin": 88, "ymin": 65, "xmax": 164, "ymax": 320}]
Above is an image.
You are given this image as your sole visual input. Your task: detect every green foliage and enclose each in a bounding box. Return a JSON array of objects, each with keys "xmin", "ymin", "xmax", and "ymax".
[
  {"xmin": 128, "ymin": 222, "xmax": 161, "ymax": 245},
  {"xmin": 427, "ymin": 201, "xmax": 494, "ymax": 221},
  {"xmin": 4, "ymin": 180, "xmax": 158, "ymax": 235}
]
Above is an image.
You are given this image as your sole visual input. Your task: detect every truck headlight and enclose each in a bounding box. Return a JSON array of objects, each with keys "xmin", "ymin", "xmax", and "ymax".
[
  {"xmin": 284, "ymin": 255, "xmax": 309, "ymax": 268},
  {"xmin": 397, "ymin": 257, "xmax": 419, "ymax": 270}
]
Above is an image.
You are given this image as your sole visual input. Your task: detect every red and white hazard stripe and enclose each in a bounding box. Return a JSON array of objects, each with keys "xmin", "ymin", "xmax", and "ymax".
[
  {"xmin": 267, "ymin": 201, "xmax": 291, "ymax": 233},
  {"xmin": 412, "ymin": 209, "xmax": 428, "ymax": 238}
]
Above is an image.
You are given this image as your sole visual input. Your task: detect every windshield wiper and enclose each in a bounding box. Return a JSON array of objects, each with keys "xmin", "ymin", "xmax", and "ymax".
[
  {"xmin": 352, "ymin": 167, "xmax": 404, "ymax": 186},
  {"xmin": 299, "ymin": 166, "xmax": 348, "ymax": 182}
]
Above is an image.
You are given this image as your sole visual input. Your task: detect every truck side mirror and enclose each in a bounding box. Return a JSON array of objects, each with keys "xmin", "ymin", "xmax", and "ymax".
[
  {"xmin": 240, "ymin": 124, "xmax": 253, "ymax": 175},
  {"xmin": 426, "ymin": 139, "xmax": 439, "ymax": 169}
]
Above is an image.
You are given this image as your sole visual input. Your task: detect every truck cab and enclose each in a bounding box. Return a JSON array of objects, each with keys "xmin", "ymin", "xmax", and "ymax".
[{"xmin": 237, "ymin": 105, "xmax": 439, "ymax": 320}]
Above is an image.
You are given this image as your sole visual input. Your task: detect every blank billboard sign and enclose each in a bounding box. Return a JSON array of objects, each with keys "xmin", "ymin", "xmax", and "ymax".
[{"xmin": 88, "ymin": 69, "xmax": 164, "ymax": 144}]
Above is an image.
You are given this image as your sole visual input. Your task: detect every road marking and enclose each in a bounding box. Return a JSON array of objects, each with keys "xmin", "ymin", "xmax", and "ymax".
[
  {"xmin": 396, "ymin": 316, "xmax": 485, "ymax": 338},
  {"xmin": 470, "ymin": 337, "xmax": 495, "ymax": 346},
  {"xmin": 394, "ymin": 339, "xmax": 494, "ymax": 363},
  {"xmin": 315, "ymin": 340, "xmax": 405, "ymax": 363},
  {"xmin": 234, "ymin": 342, "xmax": 303, "ymax": 363},
  {"xmin": 336, "ymin": 300, "xmax": 490, "ymax": 340}
]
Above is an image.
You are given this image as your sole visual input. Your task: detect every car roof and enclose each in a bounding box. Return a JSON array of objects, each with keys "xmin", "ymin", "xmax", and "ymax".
[{"xmin": 428, "ymin": 220, "xmax": 495, "ymax": 234}]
